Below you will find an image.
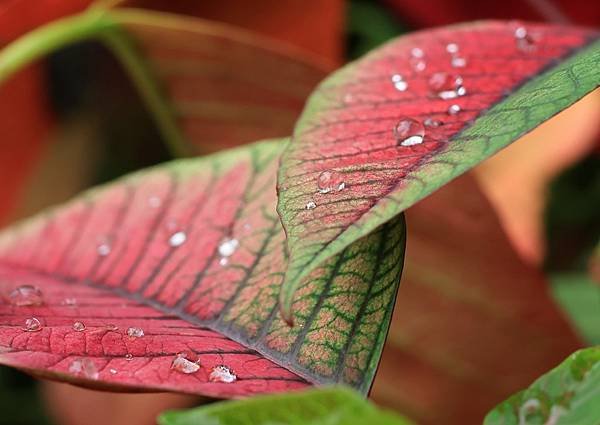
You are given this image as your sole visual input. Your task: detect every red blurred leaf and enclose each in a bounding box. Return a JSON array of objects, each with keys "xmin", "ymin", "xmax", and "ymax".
[
  {"xmin": 371, "ymin": 174, "xmax": 582, "ymax": 425},
  {"xmin": 276, "ymin": 21, "xmax": 600, "ymax": 316},
  {"xmin": 0, "ymin": 140, "xmax": 405, "ymax": 397}
]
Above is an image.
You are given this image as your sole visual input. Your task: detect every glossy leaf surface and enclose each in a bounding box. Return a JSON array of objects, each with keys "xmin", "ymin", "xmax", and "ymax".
[
  {"xmin": 485, "ymin": 347, "xmax": 600, "ymax": 425},
  {"xmin": 160, "ymin": 387, "xmax": 413, "ymax": 425},
  {"xmin": 276, "ymin": 21, "xmax": 600, "ymax": 315},
  {"xmin": 0, "ymin": 140, "xmax": 405, "ymax": 396},
  {"xmin": 370, "ymin": 174, "xmax": 582, "ymax": 424}
]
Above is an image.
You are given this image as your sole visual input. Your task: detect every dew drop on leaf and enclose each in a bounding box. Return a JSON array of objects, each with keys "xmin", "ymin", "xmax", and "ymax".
[
  {"xmin": 218, "ymin": 238, "xmax": 239, "ymax": 258},
  {"xmin": 69, "ymin": 358, "xmax": 98, "ymax": 380},
  {"xmin": 109, "ymin": 368, "xmax": 118, "ymax": 375},
  {"xmin": 219, "ymin": 257, "xmax": 228, "ymax": 266},
  {"xmin": 409, "ymin": 57, "xmax": 426, "ymax": 72},
  {"xmin": 391, "ymin": 74, "xmax": 408, "ymax": 91},
  {"xmin": 447, "ymin": 104, "xmax": 461, "ymax": 115},
  {"xmin": 127, "ymin": 327, "xmax": 144, "ymax": 338},
  {"xmin": 424, "ymin": 118, "xmax": 443, "ymax": 128},
  {"xmin": 72, "ymin": 321, "xmax": 86, "ymax": 332},
  {"xmin": 22, "ymin": 317, "xmax": 43, "ymax": 332},
  {"xmin": 8, "ymin": 285, "xmax": 43, "ymax": 306},
  {"xmin": 428, "ymin": 72, "xmax": 464, "ymax": 99},
  {"xmin": 393, "ymin": 117, "xmax": 425, "ymax": 146},
  {"xmin": 410, "ymin": 47, "xmax": 424, "ymax": 58},
  {"xmin": 446, "ymin": 43, "xmax": 459, "ymax": 54},
  {"xmin": 451, "ymin": 56, "xmax": 467, "ymax": 68},
  {"xmin": 209, "ymin": 365, "xmax": 237, "ymax": 383},
  {"xmin": 125, "ymin": 353, "xmax": 133, "ymax": 361},
  {"xmin": 305, "ymin": 201, "xmax": 317, "ymax": 210},
  {"xmin": 171, "ymin": 354, "xmax": 200, "ymax": 374},
  {"xmin": 514, "ymin": 26, "xmax": 537, "ymax": 51},
  {"xmin": 317, "ymin": 171, "xmax": 346, "ymax": 194},
  {"xmin": 62, "ymin": 298, "xmax": 77, "ymax": 306},
  {"xmin": 169, "ymin": 231, "xmax": 187, "ymax": 247}
]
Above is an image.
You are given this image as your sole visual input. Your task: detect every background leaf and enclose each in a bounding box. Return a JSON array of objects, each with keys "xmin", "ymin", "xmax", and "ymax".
[
  {"xmin": 159, "ymin": 387, "xmax": 413, "ymax": 425},
  {"xmin": 484, "ymin": 347, "xmax": 600, "ymax": 425},
  {"xmin": 276, "ymin": 21, "xmax": 600, "ymax": 316},
  {"xmin": 0, "ymin": 140, "xmax": 405, "ymax": 396}
]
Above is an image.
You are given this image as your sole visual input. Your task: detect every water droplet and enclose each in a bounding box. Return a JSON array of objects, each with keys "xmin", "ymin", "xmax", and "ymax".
[
  {"xmin": 109, "ymin": 368, "xmax": 118, "ymax": 375},
  {"xmin": 125, "ymin": 353, "xmax": 133, "ymax": 361},
  {"xmin": 69, "ymin": 358, "xmax": 98, "ymax": 380},
  {"xmin": 8, "ymin": 285, "xmax": 43, "ymax": 306},
  {"xmin": 72, "ymin": 321, "xmax": 86, "ymax": 332},
  {"xmin": 393, "ymin": 118, "xmax": 425, "ymax": 146},
  {"xmin": 219, "ymin": 257, "xmax": 228, "ymax": 266},
  {"xmin": 451, "ymin": 56, "xmax": 467, "ymax": 68},
  {"xmin": 218, "ymin": 238, "xmax": 239, "ymax": 258},
  {"xmin": 127, "ymin": 327, "xmax": 144, "ymax": 338},
  {"xmin": 409, "ymin": 57, "xmax": 426, "ymax": 72},
  {"xmin": 62, "ymin": 298, "xmax": 77, "ymax": 306},
  {"xmin": 514, "ymin": 26, "xmax": 537, "ymax": 51},
  {"xmin": 171, "ymin": 354, "xmax": 200, "ymax": 374},
  {"xmin": 22, "ymin": 317, "xmax": 43, "ymax": 332},
  {"xmin": 148, "ymin": 196, "xmax": 162, "ymax": 208},
  {"xmin": 446, "ymin": 43, "xmax": 459, "ymax": 54},
  {"xmin": 424, "ymin": 118, "xmax": 443, "ymax": 128},
  {"xmin": 391, "ymin": 74, "xmax": 408, "ymax": 91},
  {"xmin": 410, "ymin": 47, "xmax": 424, "ymax": 58},
  {"xmin": 97, "ymin": 243, "xmax": 111, "ymax": 257},
  {"xmin": 305, "ymin": 201, "xmax": 317, "ymax": 210},
  {"xmin": 317, "ymin": 171, "xmax": 346, "ymax": 194},
  {"xmin": 209, "ymin": 365, "xmax": 237, "ymax": 383},
  {"xmin": 169, "ymin": 231, "xmax": 187, "ymax": 247},
  {"xmin": 428, "ymin": 72, "xmax": 464, "ymax": 99},
  {"xmin": 447, "ymin": 104, "xmax": 461, "ymax": 115}
]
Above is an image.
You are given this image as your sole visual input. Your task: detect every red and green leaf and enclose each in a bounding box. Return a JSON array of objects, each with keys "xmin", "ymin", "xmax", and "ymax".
[
  {"xmin": 276, "ymin": 21, "xmax": 600, "ymax": 316},
  {"xmin": 0, "ymin": 140, "xmax": 406, "ymax": 397},
  {"xmin": 370, "ymin": 174, "xmax": 581, "ymax": 425}
]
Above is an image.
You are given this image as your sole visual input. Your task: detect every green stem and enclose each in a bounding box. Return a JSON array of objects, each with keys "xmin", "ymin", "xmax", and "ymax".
[{"xmin": 0, "ymin": 8, "xmax": 189, "ymax": 158}]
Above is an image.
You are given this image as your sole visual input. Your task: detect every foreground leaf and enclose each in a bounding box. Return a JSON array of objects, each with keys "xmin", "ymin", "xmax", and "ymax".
[
  {"xmin": 370, "ymin": 174, "xmax": 582, "ymax": 425},
  {"xmin": 485, "ymin": 347, "xmax": 600, "ymax": 425},
  {"xmin": 276, "ymin": 21, "xmax": 600, "ymax": 316},
  {"xmin": 0, "ymin": 140, "xmax": 405, "ymax": 396},
  {"xmin": 0, "ymin": 5, "xmax": 330, "ymax": 156},
  {"xmin": 159, "ymin": 387, "xmax": 413, "ymax": 425}
]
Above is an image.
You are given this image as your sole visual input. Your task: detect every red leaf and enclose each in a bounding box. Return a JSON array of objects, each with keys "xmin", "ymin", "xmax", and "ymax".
[{"xmin": 0, "ymin": 140, "xmax": 405, "ymax": 396}]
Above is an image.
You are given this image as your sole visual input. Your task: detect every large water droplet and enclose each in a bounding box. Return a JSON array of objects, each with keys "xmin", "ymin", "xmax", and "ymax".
[
  {"xmin": 218, "ymin": 238, "xmax": 239, "ymax": 258},
  {"xmin": 428, "ymin": 72, "xmax": 464, "ymax": 100},
  {"xmin": 317, "ymin": 171, "xmax": 346, "ymax": 194},
  {"xmin": 171, "ymin": 354, "xmax": 200, "ymax": 374},
  {"xmin": 447, "ymin": 104, "xmax": 461, "ymax": 115},
  {"xmin": 305, "ymin": 201, "xmax": 317, "ymax": 210},
  {"xmin": 393, "ymin": 118, "xmax": 425, "ymax": 146},
  {"xmin": 391, "ymin": 74, "xmax": 408, "ymax": 91},
  {"xmin": 127, "ymin": 327, "xmax": 144, "ymax": 338},
  {"xmin": 8, "ymin": 285, "xmax": 43, "ymax": 306},
  {"xmin": 69, "ymin": 358, "xmax": 98, "ymax": 380},
  {"xmin": 209, "ymin": 365, "xmax": 237, "ymax": 383},
  {"xmin": 73, "ymin": 321, "xmax": 86, "ymax": 332},
  {"xmin": 23, "ymin": 317, "xmax": 43, "ymax": 332},
  {"xmin": 169, "ymin": 231, "xmax": 187, "ymax": 247}
]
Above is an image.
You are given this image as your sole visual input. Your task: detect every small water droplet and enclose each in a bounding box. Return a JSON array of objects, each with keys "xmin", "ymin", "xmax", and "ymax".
[
  {"xmin": 446, "ymin": 43, "xmax": 459, "ymax": 54},
  {"xmin": 209, "ymin": 365, "xmax": 237, "ymax": 383},
  {"xmin": 219, "ymin": 257, "xmax": 228, "ymax": 266},
  {"xmin": 125, "ymin": 353, "xmax": 133, "ymax": 361},
  {"xmin": 62, "ymin": 298, "xmax": 77, "ymax": 306},
  {"xmin": 409, "ymin": 57, "xmax": 426, "ymax": 72},
  {"xmin": 514, "ymin": 26, "xmax": 537, "ymax": 51},
  {"xmin": 428, "ymin": 72, "xmax": 464, "ymax": 99},
  {"xmin": 451, "ymin": 56, "xmax": 467, "ymax": 68},
  {"xmin": 148, "ymin": 196, "xmax": 162, "ymax": 208},
  {"xmin": 127, "ymin": 327, "xmax": 144, "ymax": 338},
  {"xmin": 317, "ymin": 171, "xmax": 346, "ymax": 194},
  {"xmin": 97, "ymin": 243, "xmax": 111, "ymax": 257},
  {"xmin": 447, "ymin": 104, "xmax": 461, "ymax": 115},
  {"xmin": 171, "ymin": 354, "xmax": 200, "ymax": 374},
  {"xmin": 22, "ymin": 317, "xmax": 43, "ymax": 332},
  {"xmin": 8, "ymin": 285, "xmax": 43, "ymax": 306},
  {"xmin": 305, "ymin": 201, "xmax": 317, "ymax": 210},
  {"xmin": 109, "ymin": 368, "xmax": 118, "ymax": 375},
  {"xmin": 169, "ymin": 231, "xmax": 187, "ymax": 247},
  {"xmin": 72, "ymin": 321, "xmax": 86, "ymax": 332},
  {"xmin": 410, "ymin": 47, "xmax": 424, "ymax": 58},
  {"xmin": 69, "ymin": 358, "xmax": 98, "ymax": 380},
  {"xmin": 218, "ymin": 238, "xmax": 239, "ymax": 258},
  {"xmin": 393, "ymin": 118, "xmax": 425, "ymax": 147},
  {"xmin": 391, "ymin": 74, "xmax": 408, "ymax": 91},
  {"xmin": 424, "ymin": 118, "xmax": 443, "ymax": 128}
]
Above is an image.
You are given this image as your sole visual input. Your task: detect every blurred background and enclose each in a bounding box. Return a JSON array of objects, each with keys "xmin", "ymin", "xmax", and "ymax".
[{"xmin": 0, "ymin": 0, "xmax": 598, "ymax": 424}]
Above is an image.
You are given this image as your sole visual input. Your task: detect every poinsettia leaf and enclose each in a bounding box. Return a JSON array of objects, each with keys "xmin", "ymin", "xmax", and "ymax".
[
  {"xmin": 0, "ymin": 5, "xmax": 330, "ymax": 157},
  {"xmin": 159, "ymin": 387, "xmax": 413, "ymax": 425},
  {"xmin": 276, "ymin": 21, "xmax": 600, "ymax": 317},
  {"xmin": 0, "ymin": 140, "xmax": 405, "ymax": 397},
  {"xmin": 484, "ymin": 347, "xmax": 600, "ymax": 425},
  {"xmin": 369, "ymin": 174, "xmax": 582, "ymax": 425}
]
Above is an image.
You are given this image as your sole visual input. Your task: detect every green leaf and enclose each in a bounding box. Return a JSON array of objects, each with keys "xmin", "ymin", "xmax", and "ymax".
[
  {"xmin": 159, "ymin": 387, "xmax": 413, "ymax": 425},
  {"xmin": 484, "ymin": 347, "xmax": 600, "ymax": 425}
]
